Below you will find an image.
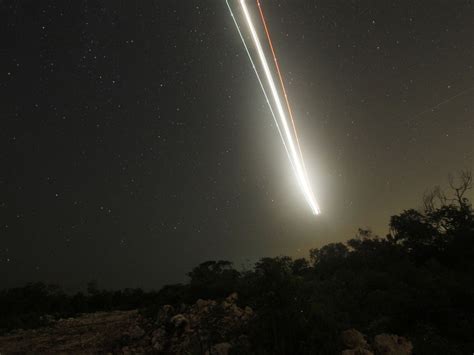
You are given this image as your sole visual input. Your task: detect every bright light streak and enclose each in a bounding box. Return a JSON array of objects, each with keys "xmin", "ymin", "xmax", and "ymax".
[
  {"xmin": 256, "ymin": 0, "xmax": 308, "ymax": 179},
  {"xmin": 225, "ymin": 0, "xmax": 297, "ymax": 177},
  {"xmin": 256, "ymin": 0, "xmax": 318, "ymax": 212},
  {"xmin": 239, "ymin": 0, "xmax": 321, "ymax": 215}
]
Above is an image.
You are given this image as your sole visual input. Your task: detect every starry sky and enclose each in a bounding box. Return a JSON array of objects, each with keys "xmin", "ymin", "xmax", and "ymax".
[{"xmin": 1, "ymin": 0, "xmax": 473, "ymax": 290}]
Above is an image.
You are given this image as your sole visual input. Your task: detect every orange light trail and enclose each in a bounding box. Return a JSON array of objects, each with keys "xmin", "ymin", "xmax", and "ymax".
[
  {"xmin": 227, "ymin": 0, "xmax": 321, "ymax": 215},
  {"xmin": 256, "ymin": 0, "xmax": 310, "ymax": 181}
]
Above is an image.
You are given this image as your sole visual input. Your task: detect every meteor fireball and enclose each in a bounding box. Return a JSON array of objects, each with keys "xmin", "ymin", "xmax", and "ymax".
[{"xmin": 226, "ymin": 0, "xmax": 321, "ymax": 215}]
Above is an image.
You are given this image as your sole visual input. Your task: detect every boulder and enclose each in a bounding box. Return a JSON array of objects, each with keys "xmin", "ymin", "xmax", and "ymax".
[
  {"xmin": 196, "ymin": 299, "xmax": 208, "ymax": 310},
  {"xmin": 127, "ymin": 325, "xmax": 145, "ymax": 339},
  {"xmin": 373, "ymin": 334, "xmax": 413, "ymax": 355},
  {"xmin": 206, "ymin": 342, "xmax": 232, "ymax": 355},
  {"xmin": 342, "ymin": 329, "xmax": 368, "ymax": 349},
  {"xmin": 226, "ymin": 292, "xmax": 238, "ymax": 303},
  {"xmin": 157, "ymin": 304, "xmax": 175, "ymax": 324},
  {"xmin": 342, "ymin": 349, "xmax": 374, "ymax": 355},
  {"xmin": 170, "ymin": 314, "xmax": 190, "ymax": 332}
]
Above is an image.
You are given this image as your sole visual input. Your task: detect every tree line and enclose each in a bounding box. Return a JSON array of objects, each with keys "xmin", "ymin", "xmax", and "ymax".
[{"xmin": 1, "ymin": 172, "xmax": 473, "ymax": 354}]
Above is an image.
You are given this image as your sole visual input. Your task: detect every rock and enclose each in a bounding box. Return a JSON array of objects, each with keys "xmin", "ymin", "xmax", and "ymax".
[
  {"xmin": 162, "ymin": 304, "xmax": 174, "ymax": 314},
  {"xmin": 0, "ymin": 310, "xmax": 145, "ymax": 353},
  {"xmin": 152, "ymin": 340, "xmax": 164, "ymax": 352},
  {"xmin": 372, "ymin": 334, "xmax": 413, "ymax": 355},
  {"xmin": 0, "ymin": 295, "xmax": 254, "ymax": 354},
  {"xmin": 226, "ymin": 292, "xmax": 238, "ymax": 303},
  {"xmin": 170, "ymin": 314, "xmax": 190, "ymax": 331},
  {"xmin": 127, "ymin": 325, "xmax": 145, "ymax": 339},
  {"xmin": 229, "ymin": 304, "xmax": 243, "ymax": 318},
  {"xmin": 341, "ymin": 330, "xmax": 412, "ymax": 355},
  {"xmin": 241, "ymin": 306, "xmax": 254, "ymax": 320},
  {"xmin": 221, "ymin": 301, "xmax": 231, "ymax": 310},
  {"xmin": 342, "ymin": 329, "xmax": 368, "ymax": 349},
  {"xmin": 195, "ymin": 299, "xmax": 217, "ymax": 313},
  {"xmin": 196, "ymin": 298, "xmax": 208, "ymax": 310},
  {"xmin": 206, "ymin": 342, "xmax": 232, "ymax": 355},
  {"xmin": 151, "ymin": 328, "xmax": 165, "ymax": 341},
  {"xmin": 157, "ymin": 304, "xmax": 175, "ymax": 324},
  {"xmin": 342, "ymin": 349, "xmax": 374, "ymax": 355},
  {"xmin": 152, "ymin": 294, "xmax": 253, "ymax": 354}
]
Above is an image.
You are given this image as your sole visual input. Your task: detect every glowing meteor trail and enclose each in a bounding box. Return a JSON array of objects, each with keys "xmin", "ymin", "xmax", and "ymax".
[
  {"xmin": 239, "ymin": 0, "xmax": 320, "ymax": 215},
  {"xmin": 227, "ymin": 0, "xmax": 321, "ymax": 215},
  {"xmin": 225, "ymin": 0, "xmax": 297, "ymax": 176},
  {"xmin": 256, "ymin": 0, "xmax": 310, "ymax": 182}
]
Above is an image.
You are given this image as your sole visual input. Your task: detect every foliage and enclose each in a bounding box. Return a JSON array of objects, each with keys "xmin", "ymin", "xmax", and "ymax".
[{"xmin": 1, "ymin": 173, "xmax": 473, "ymax": 354}]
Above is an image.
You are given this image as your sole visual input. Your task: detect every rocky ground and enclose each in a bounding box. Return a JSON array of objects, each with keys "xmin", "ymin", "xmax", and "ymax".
[
  {"xmin": 0, "ymin": 293, "xmax": 253, "ymax": 354},
  {"xmin": 0, "ymin": 310, "xmax": 145, "ymax": 353},
  {"xmin": 341, "ymin": 328, "xmax": 413, "ymax": 355},
  {"xmin": 0, "ymin": 294, "xmax": 412, "ymax": 354}
]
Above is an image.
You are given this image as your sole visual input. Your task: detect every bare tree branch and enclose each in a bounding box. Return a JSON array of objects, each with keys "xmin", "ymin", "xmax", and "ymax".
[
  {"xmin": 422, "ymin": 170, "xmax": 472, "ymax": 212},
  {"xmin": 448, "ymin": 170, "xmax": 472, "ymax": 206},
  {"xmin": 423, "ymin": 185, "xmax": 447, "ymax": 213}
]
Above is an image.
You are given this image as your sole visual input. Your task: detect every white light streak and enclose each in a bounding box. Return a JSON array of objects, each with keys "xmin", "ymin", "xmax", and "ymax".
[
  {"xmin": 225, "ymin": 0, "xmax": 297, "ymax": 176},
  {"xmin": 239, "ymin": 0, "xmax": 321, "ymax": 215}
]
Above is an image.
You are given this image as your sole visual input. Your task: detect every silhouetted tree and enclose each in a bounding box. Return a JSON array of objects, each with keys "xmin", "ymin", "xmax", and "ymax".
[
  {"xmin": 187, "ymin": 260, "xmax": 240, "ymax": 300},
  {"xmin": 2, "ymin": 172, "xmax": 473, "ymax": 354}
]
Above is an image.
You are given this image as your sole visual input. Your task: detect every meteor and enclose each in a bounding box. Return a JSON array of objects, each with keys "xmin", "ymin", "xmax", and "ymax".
[
  {"xmin": 256, "ymin": 0, "xmax": 309, "ymax": 181},
  {"xmin": 224, "ymin": 0, "xmax": 296, "ymax": 176},
  {"xmin": 227, "ymin": 0, "xmax": 321, "ymax": 215}
]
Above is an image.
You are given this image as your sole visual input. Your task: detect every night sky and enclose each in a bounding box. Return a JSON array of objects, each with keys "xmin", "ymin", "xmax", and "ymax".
[{"xmin": 1, "ymin": 0, "xmax": 473, "ymax": 290}]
